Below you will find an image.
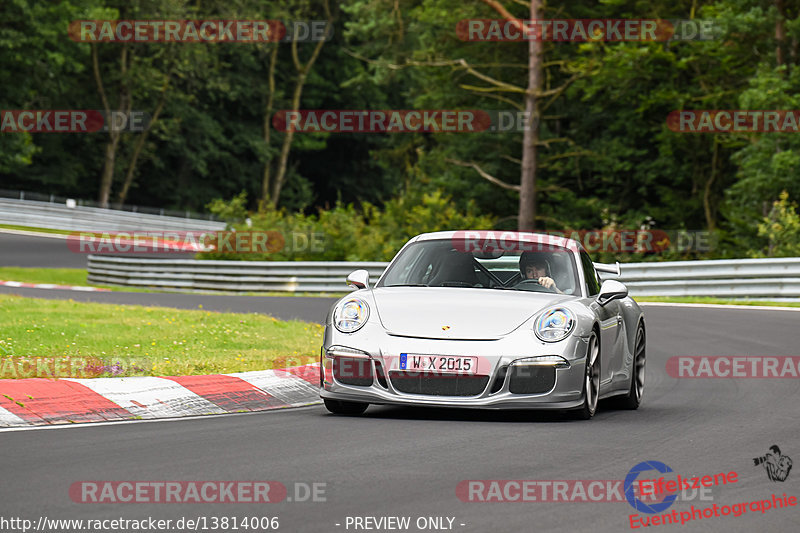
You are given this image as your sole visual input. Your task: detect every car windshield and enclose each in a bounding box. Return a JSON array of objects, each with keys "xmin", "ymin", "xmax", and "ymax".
[{"xmin": 378, "ymin": 238, "xmax": 581, "ymax": 295}]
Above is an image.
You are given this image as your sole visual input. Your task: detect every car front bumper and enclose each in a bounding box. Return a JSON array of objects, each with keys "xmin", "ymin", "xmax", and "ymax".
[{"xmin": 320, "ymin": 326, "xmax": 591, "ymax": 410}]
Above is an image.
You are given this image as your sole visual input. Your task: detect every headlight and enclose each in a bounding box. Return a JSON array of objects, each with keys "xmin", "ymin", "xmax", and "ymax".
[
  {"xmin": 333, "ymin": 298, "xmax": 370, "ymax": 333},
  {"xmin": 534, "ymin": 308, "xmax": 575, "ymax": 342}
]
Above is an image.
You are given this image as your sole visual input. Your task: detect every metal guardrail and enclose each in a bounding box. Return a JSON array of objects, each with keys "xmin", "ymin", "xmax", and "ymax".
[
  {"xmin": 87, "ymin": 255, "xmax": 800, "ymax": 298},
  {"xmin": 616, "ymin": 257, "xmax": 800, "ymax": 298},
  {"xmin": 0, "ymin": 189, "xmax": 221, "ymax": 220},
  {"xmin": 87, "ymin": 256, "xmax": 388, "ymax": 293},
  {"xmin": 0, "ymin": 198, "xmax": 226, "ymax": 233}
]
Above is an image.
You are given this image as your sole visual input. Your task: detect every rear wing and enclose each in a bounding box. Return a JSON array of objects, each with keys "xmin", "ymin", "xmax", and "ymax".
[{"xmin": 593, "ymin": 261, "xmax": 621, "ymax": 277}]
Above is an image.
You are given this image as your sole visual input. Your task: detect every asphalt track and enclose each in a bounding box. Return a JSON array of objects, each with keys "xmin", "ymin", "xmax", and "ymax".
[
  {"xmin": 0, "ymin": 231, "xmax": 196, "ymax": 268},
  {"xmin": 0, "ymin": 231, "xmax": 89, "ymax": 268},
  {"xmin": 2, "ymin": 304, "xmax": 799, "ymax": 533},
  {"xmin": 0, "ymin": 231, "xmax": 336, "ymax": 322},
  {"xmin": 0, "ymin": 285, "xmax": 337, "ymax": 322}
]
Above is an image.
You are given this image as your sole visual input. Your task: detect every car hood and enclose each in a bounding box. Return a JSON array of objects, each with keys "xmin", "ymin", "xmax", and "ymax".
[{"xmin": 372, "ymin": 287, "xmax": 571, "ymax": 340}]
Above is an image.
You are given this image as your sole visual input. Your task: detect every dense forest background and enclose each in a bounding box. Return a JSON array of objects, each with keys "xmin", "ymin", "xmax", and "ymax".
[{"xmin": 2, "ymin": 0, "xmax": 800, "ymax": 261}]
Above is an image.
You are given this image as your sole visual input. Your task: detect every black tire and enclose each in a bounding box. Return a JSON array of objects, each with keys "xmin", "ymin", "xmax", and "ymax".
[
  {"xmin": 619, "ymin": 324, "xmax": 646, "ymax": 410},
  {"xmin": 572, "ymin": 331, "xmax": 600, "ymax": 420},
  {"xmin": 323, "ymin": 399, "xmax": 369, "ymax": 415}
]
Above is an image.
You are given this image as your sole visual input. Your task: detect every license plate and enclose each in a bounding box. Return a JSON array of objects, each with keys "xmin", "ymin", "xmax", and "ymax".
[{"xmin": 398, "ymin": 354, "xmax": 477, "ymax": 374}]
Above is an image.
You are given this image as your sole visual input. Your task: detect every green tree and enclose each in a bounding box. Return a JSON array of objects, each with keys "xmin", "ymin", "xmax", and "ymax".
[{"xmin": 755, "ymin": 191, "xmax": 800, "ymax": 257}]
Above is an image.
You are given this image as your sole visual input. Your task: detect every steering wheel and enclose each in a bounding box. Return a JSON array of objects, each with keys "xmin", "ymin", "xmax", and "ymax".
[{"xmin": 513, "ymin": 278, "xmax": 557, "ymax": 293}]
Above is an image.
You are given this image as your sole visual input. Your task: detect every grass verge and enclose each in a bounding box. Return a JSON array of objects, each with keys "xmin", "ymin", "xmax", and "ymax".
[
  {"xmin": 0, "ymin": 267, "xmax": 89, "ymax": 286},
  {"xmin": 0, "ymin": 294, "xmax": 322, "ymax": 379},
  {"xmin": 0, "ymin": 223, "xmax": 74, "ymax": 236},
  {"xmin": 637, "ymin": 296, "xmax": 800, "ymax": 307}
]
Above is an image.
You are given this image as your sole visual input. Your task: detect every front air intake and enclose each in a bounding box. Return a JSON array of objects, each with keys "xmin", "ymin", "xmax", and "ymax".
[
  {"xmin": 508, "ymin": 365, "xmax": 556, "ymax": 394},
  {"xmin": 388, "ymin": 372, "xmax": 489, "ymax": 396},
  {"xmin": 333, "ymin": 356, "xmax": 373, "ymax": 387}
]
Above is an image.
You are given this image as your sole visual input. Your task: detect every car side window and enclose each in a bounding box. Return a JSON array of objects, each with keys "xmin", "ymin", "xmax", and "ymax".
[{"xmin": 580, "ymin": 251, "xmax": 601, "ymax": 296}]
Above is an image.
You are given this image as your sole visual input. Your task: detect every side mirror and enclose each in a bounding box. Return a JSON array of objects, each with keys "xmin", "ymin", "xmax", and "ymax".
[
  {"xmin": 346, "ymin": 269, "xmax": 370, "ymax": 290},
  {"xmin": 597, "ymin": 279, "xmax": 628, "ymax": 306}
]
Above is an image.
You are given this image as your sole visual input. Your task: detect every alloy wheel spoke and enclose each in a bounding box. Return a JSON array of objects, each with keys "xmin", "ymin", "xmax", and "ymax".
[
  {"xmin": 634, "ymin": 329, "xmax": 645, "ymax": 398},
  {"xmin": 587, "ymin": 336, "xmax": 599, "ymax": 412}
]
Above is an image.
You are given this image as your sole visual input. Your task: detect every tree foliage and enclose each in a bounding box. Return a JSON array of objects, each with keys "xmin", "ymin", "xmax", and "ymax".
[{"xmin": 2, "ymin": 0, "xmax": 800, "ymax": 260}]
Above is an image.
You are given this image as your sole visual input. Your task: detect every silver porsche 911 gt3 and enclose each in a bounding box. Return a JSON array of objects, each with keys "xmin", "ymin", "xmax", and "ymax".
[{"xmin": 319, "ymin": 231, "xmax": 646, "ymax": 419}]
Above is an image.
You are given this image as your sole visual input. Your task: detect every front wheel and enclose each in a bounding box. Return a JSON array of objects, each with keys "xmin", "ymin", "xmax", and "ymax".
[
  {"xmin": 619, "ymin": 324, "xmax": 645, "ymax": 410},
  {"xmin": 323, "ymin": 399, "xmax": 369, "ymax": 415},
  {"xmin": 572, "ymin": 331, "xmax": 600, "ymax": 420}
]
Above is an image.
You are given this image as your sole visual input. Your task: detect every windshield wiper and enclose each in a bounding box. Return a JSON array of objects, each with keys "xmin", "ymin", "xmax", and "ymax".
[{"xmin": 384, "ymin": 283, "xmax": 430, "ymax": 287}]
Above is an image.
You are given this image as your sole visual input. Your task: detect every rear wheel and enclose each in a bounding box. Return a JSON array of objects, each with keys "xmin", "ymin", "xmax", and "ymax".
[
  {"xmin": 572, "ymin": 331, "xmax": 600, "ymax": 420},
  {"xmin": 619, "ymin": 324, "xmax": 646, "ymax": 409},
  {"xmin": 323, "ymin": 399, "xmax": 369, "ymax": 415}
]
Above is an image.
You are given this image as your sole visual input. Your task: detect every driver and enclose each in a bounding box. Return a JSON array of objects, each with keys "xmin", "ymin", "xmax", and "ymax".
[{"xmin": 519, "ymin": 252, "xmax": 563, "ymax": 294}]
